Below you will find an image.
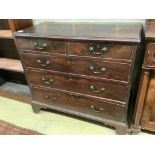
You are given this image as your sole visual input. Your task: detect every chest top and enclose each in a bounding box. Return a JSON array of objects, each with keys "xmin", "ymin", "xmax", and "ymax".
[
  {"xmin": 145, "ymin": 25, "xmax": 155, "ymax": 41},
  {"xmin": 13, "ymin": 22, "xmax": 142, "ymax": 43}
]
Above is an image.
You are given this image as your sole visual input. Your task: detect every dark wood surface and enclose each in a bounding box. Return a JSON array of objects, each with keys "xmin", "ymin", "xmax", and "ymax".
[
  {"xmin": 146, "ymin": 43, "xmax": 155, "ymax": 67},
  {"xmin": 14, "ymin": 22, "xmax": 142, "ymax": 42},
  {"xmin": 16, "ymin": 38, "xmax": 66, "ymax": 54},
  {"xmin": 31, "ymin": 86, "xmax": 125, "ymax": 123},
  {"xmin": 68, "ymin": 42, "xmax": 134, "ymax": 61},
  {"xmin": 140, "ymin": 71, "xmax": 155, "ymax": 130},
  {"xmin": 0, "ymin": 20, "xmax": 10, "ymax": 30},
  {"xmin": 132, "ymin": 20, "xmax": 155, "ymax": 134},
  {"xmin": 21, "ymin": 53, "xmax": 131, "ymax": 83},
  {"xmin": 131, "ymin": 69, "xmax": 150, "ymax": 133},
  {"xmin": 145, "ymin": 25, "xmax": 155, "ymax": 41},
  {"xmin": 26, "ymin": 69, "xmax": 128, "ymax": 103},
  {"xmin": 14, "ymin": 22, "xmax": 143, "ymax": 134},
  {"xmin": 0, "ymin": 70, "xmax": 27, "ymax": 85},
  {"xmin": 16, "ymin": 38, "xmax": 135, "ymax": 63},
  {"xmin": 144, "ymin": 19, "xmax": 155, "ymax": 41},
  {"xmin": 0, "ymin": 39, "xmax": 19, "ymax": 59},
  {"xmin": 8, "ymin": 19, "xmax": 33, "ymax": 32},
  {"xmin": 132, "ymin": 69, "xmax": 155, "ymax": 133}
]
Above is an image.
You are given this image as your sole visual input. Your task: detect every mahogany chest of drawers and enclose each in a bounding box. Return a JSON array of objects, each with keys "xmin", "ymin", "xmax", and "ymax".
[{"xmin": 14, "ymin": 22, "xmax": 143, "ymax": 134}]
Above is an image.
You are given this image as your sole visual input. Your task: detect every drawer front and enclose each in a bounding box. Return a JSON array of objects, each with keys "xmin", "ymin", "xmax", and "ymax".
[
  {"xmin": 21, "ymin": 53, "xmax": 130, "ymax": 82},
  {"xmin": 146, "ymin": 43, "xmax": 155, "ymax": 67},
  {"xmin": 16, "ymin": 38, "xmax": 66, "ymax": 54},
  {"xmin": 26, "ymin": 70, "xmax": 128, "ymax": 102},
  {"xmin": 31, "ymin": 87, "xmax": 125, "ymax": 122},
  {"xmin": 68, "ymin": 42, "xmax": 134, "ymax": 60}
]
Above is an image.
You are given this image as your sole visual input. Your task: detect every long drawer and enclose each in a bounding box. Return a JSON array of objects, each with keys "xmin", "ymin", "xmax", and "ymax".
[
  {"xmin": 68, "ymin": 41, "xmax": 134, "ymax": 61},
  {"xmin": 16, "ymin": 38, "xmax": 66, "ymax": 54},
  {"xmin": 26, "ymin": 69, "xmax": 128, "ymax": 102},
  {"xmin": 21, "ymin": 53, "xmax": 131, "ymax": 82},
  {"xmin": 31, "ymin": 87, "xmax": 125, "ymax": 122}
]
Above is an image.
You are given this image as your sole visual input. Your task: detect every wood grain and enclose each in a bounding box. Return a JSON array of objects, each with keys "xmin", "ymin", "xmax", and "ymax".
[
  {"xmin": 132, "ymin": 70, "xmax": 150, "ymax": 129},
  {"xmin": 132, "ymin": 20, "xmax": 155, "ymax": 134},
  {"xmin": 21, "ymin": 53, "xmax": 131, "ymax": 83},
  {"xmin": 0, "ymin": 30, "xmax": 13, "ymax": 39},
  {"xmin": 68, "ymin": 41, "xmax": 134, "ymax": 61},
  {"xmin": 14, "ymin": 22, "xmax": 142, "ymax": 134},
  {"xmin": 146, "ymin": 43, "xmax": 155, "ymax": 67},
  {"xmin": 13, "ymin": 22, "xmax": 142, "ymax": 42},
  {"xmin": 31, "ymin": 86, "xmax": 125, "ymax": 123},
  {"xmin": 141, "ymin": 73, "xmax": 155, "ymax": 130},
  {"xmin": 0, "ymin": 58, "xmax": 23, "ymax": 73},
  {"xmin": 16, "ymin": 38, "xmax": 66, "ymax": 54},
  {"xmin": 26, "ymin": 69, "xmax": 128, "ymax": 103}
]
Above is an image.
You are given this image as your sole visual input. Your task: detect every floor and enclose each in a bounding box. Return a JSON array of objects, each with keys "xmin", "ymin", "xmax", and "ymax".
[
  {"xmin": 0, "ymin": 82, "xmax": 152, "ymax": 135},
  {"xmin": 0, "ymin": 82, "xmax": 31, "ymax": 96}
]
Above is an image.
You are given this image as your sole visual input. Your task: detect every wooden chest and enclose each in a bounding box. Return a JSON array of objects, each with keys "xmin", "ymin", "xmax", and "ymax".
[
  {"xmin": 132, "ymin": 22, "xmax": 155, "ymax": 133},
  {"xmin": 13, "ymin": 22, "xmax": 143, "ymax": 134}
]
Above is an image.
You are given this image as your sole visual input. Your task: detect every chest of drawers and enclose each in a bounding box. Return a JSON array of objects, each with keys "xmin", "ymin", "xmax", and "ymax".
[{"xmin": 14, "ymin": 22, "xmax": 143, "ymax": 134}]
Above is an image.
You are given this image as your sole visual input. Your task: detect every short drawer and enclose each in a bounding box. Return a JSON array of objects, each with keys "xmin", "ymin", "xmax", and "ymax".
[
  {"xmin": 146, "ymin": 43, "xmax": 155, "ymax": 67},
  {"xmin": 16, "ymin": 38, "xmax": 66, "ymax": 54},
  {"xmin": 21, "ymin": 53, "xmax": 130, "ymax": 82},
  {"xmin": 31, "ymin": 87, "xmax": 125, "ymax": 122},
  {"xmin": 68, "ymin": 41, "xmax": 134, "ymax": 61},
  {"xmin": 26, "ymin": 70, "xmax": 128, "ymax": 102}
]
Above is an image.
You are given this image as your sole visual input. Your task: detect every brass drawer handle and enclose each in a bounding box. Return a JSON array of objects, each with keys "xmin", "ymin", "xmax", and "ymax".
[
  {"xmin": 33, "ymin": 41, "xmax": 48, "ymax": 50},
  {"xmin": 37, "ymin": 59, "xmax": 50, "ymax": 67},
  {"xmin": 41, "ymin": 77, "xmax": 54, "ymax": 85},
  {"xmin": 90, "ymin": 85, "xmax": 105, "ymax": 93},
  {"xmin": 90, "ymin": 104, "xmax": 104, "ymax": 113},
  {"xmin": 89, "ymin": 45, "xmax": 107, "ymax": 55},
  {"xmin": 89, "ymin": 65, "xmax": 106, "ymax": 74},
  {"xmin": 44, "ymin": 95, "xmax": 57, "ymax": 102}
]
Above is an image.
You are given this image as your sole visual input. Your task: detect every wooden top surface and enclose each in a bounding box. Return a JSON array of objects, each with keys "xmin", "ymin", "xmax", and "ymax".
[
  {"xmin": 145, "ymin": 24, "xmax": 155, "ymax": 41},
  {"xmin": 13, "ymin": 22, "xmax": 142, "ymax": 42},
  {"xmin": 0, "ymin": 58, "xmax": 24, "ymax": 73},
  {"xmin": 0, "ymin": 30, "xmax": 13, "ymax": 39}
]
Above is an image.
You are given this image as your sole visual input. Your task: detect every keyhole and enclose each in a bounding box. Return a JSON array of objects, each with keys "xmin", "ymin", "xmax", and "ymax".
[{"xmin": 97, "ymin": 44, "xmax": 100, "ymax": 49}]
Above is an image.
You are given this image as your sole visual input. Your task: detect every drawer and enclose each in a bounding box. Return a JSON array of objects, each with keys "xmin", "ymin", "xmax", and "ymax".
[
  {"xmin": 21, "ymin": 53, "xmax": 130, "ymax": 82},
  {"xmin": 68, "ymin": 42, "xmax": 134, "ymax": 61},
  {"xmin": 26, "ymin": 70, "xmax": 128, "ymax": 102},
  {"xmin": 146, "ymin": 43, "xmax": 155, "ymax": 67},
  {"xmin": 31, "ymin": 87, "xmax": 125, "ymax": 122},
  {"xmin": 16, "ymin": 38, "xmax": 66, "ymax": 54}
]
